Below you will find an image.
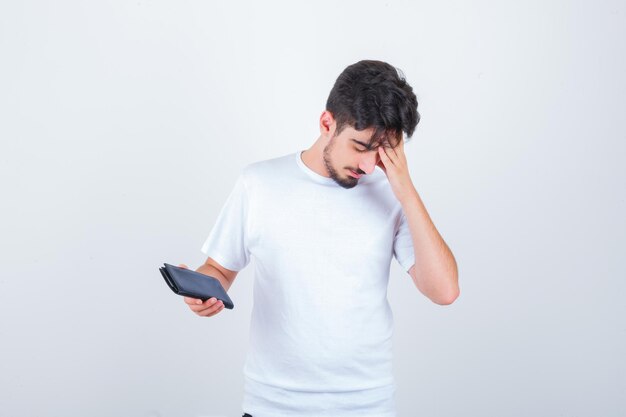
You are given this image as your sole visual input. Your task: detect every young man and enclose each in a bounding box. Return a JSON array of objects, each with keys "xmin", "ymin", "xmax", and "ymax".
[{"xmin": 180, "ymin": 60, "xmax": 459, "ymax": 417}]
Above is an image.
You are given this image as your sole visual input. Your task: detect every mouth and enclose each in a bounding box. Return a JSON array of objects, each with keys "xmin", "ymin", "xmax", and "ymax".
[{"xmin": 348, "ymin": 169, "xmax": 362, "ymax": 179}]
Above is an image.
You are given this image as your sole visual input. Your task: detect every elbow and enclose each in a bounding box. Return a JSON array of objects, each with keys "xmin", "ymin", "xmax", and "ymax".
[
  {"xmin": 433, "ymin": 284, "xmax": 460, "ymax": 306},
  {"xmin": 435, "ymin": 292, "xmax": 459, "ymax": 305},
  {"xmin": 415, "ymin": 269, "xmax": 460, "ymax": 306},
  {"xmin": 434, "ymin": 291, "xmax": 459, "ymax": 306}
]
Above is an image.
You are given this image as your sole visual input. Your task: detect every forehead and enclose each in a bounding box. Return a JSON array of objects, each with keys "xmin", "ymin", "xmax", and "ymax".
[
  {"xmin": 341, "ymin": 125, "xmax": 401, "ymax": 147},
  {"xmin": 344, "ymin": 126, "xmax": 375, "ymax": 139}
]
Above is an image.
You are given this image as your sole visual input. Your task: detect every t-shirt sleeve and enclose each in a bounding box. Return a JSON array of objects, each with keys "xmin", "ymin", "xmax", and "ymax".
[
  {"xmin": 393, "ymin": 209, "xmax": 415, "ymax": 273},
  {"xmin": 200, "ymin": 171, "xmax": 251, "ymax": 272}
]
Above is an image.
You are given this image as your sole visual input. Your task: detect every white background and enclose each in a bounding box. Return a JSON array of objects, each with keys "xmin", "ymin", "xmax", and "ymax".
[{"xmin": 1, "ymin": 1, "xmax": 625, "ymax": 416}]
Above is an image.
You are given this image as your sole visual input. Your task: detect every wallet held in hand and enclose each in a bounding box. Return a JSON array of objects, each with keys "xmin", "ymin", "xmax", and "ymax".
[{"xmin": 159, "ymin": 263, "xmax": 234, "ymax": 309}]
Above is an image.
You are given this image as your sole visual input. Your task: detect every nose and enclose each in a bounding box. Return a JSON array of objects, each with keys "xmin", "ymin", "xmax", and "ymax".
[{"xmin": 358, "ymin": 152, "xmax": 380, "ymax": 175}]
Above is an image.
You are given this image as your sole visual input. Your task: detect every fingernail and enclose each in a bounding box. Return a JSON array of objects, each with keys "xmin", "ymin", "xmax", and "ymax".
[{"xmin": 196, "ymin": 300, "xmax": 201, "ymax": 304}]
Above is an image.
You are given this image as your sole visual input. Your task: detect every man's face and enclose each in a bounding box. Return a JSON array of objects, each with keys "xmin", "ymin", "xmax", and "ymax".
[{"xmin": 322, "ymin": 124, "xmax": 399, "ymax": 189}]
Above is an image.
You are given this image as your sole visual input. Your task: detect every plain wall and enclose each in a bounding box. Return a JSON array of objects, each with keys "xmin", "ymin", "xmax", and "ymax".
[{"xmin": 1, "ymin": 1, "xmax": 624, "ymax": 416}]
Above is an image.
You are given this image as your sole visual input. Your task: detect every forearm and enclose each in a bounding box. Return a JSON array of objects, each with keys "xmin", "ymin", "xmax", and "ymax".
[
  {"xmin": 195, "ymin": 264, "xmax": 232, "ymax": 292},
  {"xmin": 400, "ymin": 186, "xmax": 459, "ymax": 304}
]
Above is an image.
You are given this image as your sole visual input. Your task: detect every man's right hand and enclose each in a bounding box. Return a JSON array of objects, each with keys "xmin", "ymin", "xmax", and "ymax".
[{"xmin": 179, "ymin": 263, "xmax": 226, "ymax": 317}]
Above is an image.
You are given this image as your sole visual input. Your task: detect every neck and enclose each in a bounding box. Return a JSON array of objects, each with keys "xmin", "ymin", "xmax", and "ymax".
[{"xmin": 301, "ymin": 136, "xmax": 330, "ymax": 178}]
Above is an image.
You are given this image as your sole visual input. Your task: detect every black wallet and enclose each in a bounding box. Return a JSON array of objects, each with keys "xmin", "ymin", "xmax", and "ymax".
[{"xmin": 159, "ymin": 263, "xmax": 234, "ymax": 309}]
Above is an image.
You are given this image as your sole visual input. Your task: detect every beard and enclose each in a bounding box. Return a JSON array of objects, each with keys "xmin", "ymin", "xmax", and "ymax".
[{"xmin": 322, "ymin": 138, "xmax": 359, "ymax": 189}]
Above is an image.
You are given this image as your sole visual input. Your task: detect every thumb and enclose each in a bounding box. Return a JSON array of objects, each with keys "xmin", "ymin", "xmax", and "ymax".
[
  {"xmin": 376, "ymin": 159, "xmax": 387, "ymax": 174},
  {"xmin": 178, "ymin": 263, "xmax": 189, "ymax": 269}
]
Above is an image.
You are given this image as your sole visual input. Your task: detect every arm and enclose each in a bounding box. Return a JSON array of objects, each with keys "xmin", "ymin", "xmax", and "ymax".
[
  {"xmin": 401, "ymin": 189, "xmax": 459, "ymax": 305},
  {"xmin": 196, "ymin": 256, "xmax": 238, "ymax": 292},
  {"xmin": 376, "ymin": 139, "xmax": 459, "ymax": 305}
]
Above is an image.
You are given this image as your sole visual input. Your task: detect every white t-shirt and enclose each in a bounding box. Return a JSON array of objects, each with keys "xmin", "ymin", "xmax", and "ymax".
[{"xmin": 201, "ymin": 150, "xmax": 415, "ymax": 417}]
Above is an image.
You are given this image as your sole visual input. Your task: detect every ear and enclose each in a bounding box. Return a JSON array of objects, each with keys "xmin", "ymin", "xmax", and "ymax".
[{"xmin": 319, "ymin": 110, "xmax": 336, "ymax": 138}]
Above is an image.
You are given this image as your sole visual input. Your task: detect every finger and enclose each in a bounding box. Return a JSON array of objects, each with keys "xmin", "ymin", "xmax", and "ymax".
[
  {"xmin": 386, "ymin": 141, "xmax": 399, "ymax": 158},
  {"xmin": 196, "ymin": 299, "xmax": 224, "ymax": 316},
  {"xmin": 376, "ymin": 156, "xmax": 386, "ymax": 170},
  {"xmin": 208, "ymin": 303, "xmax": 225, "ymax": 316},
  {"xmin": 202, "ymin": 304, "xmax": 224, "ymax": 317},
  {"xmin": 388, "ymin": 145, "xmax": 400, "ymax": 163},
  {"xmin": 187, "ymin": 296, "xmax": 217, "ymax": 309},
  {"xmin": 379, "ymin": 146, "xmax": 395, "ymax": 165},
  {"xmin": 184, "ymin": 296, "xmax": 205, "ymax": 305},
  {"xmin": 178, "ymin": 264, "xmax": 189, "ymax": 269}
]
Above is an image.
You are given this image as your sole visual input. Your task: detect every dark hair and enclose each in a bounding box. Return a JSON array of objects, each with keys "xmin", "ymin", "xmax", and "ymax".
[{"xmin": 325, "ymin": 60, "xmax": 420, "ymax": 147}]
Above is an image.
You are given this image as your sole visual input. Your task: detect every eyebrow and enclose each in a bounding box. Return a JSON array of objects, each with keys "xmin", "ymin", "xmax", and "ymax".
[
  {"xmin": 351, "ymin": 139, "xmax": 376, "ymax": 150},
  {"xmin": 352, "ymin": 138, "xmax": 393, "ymax": 150}
]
